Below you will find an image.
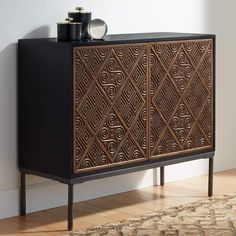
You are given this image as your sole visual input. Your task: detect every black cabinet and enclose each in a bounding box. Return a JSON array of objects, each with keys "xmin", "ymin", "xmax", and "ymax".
[{"xmin": 18, "ymin": 32, "xmax": 215, "ymax": 230}]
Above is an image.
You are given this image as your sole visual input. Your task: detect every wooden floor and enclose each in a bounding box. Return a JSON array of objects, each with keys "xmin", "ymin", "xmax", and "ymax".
[{"xmin": 0, "ymin": 168, "xmax": 236, "ymax": 236}]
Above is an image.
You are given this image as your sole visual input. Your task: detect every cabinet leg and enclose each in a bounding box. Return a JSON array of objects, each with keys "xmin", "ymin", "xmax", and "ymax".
[
  {"xmin": 208, "ymin": 157, "xmax": 214, "ymax": 197},
  {"xmin": 160, "ymin": 166, "xmax": 164, "ymax": 186},
  {"xmin": 68, "ymin": 184, "xmax": 74, "ymax": 231},
  {"xmin": 20, "ymin": 172, "xmax": 26, "ymax": 216}
]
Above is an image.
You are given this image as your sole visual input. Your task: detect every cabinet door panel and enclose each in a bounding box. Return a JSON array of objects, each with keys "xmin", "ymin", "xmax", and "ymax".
[
  {"xmin": 73, "ymin": 44, "xmax": 148, "ymax": 173},
  {"xmin": 150, "ymin": 39, "xmax": 214, "ymax": 158}
]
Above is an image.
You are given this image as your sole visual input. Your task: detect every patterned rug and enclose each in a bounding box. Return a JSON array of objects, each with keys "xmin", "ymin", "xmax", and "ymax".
[{"xmin": 66, "ymin": 194, "xmax": 236, "ymax": 236}]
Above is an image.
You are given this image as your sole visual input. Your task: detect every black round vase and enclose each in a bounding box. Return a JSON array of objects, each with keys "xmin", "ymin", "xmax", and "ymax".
[
  {"xmin": 57, "ymin": 22, "xmax": 82, "ymax": 41},
  {"xmin": 68, "ymin": 11, "xmax": 92, "ymax": 39}
]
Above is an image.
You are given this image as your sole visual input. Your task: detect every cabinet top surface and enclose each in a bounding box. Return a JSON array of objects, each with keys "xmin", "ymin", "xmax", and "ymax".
[{"xmin": 19, "ymin": 32, "xmax": 215, "ymax": 46}]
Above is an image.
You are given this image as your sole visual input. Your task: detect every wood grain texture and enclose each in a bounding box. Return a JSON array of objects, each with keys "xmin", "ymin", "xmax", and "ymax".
[
  {"xmin": 73, "ymin": 39, "xmax": 214, "ymax": 172},
  {"xmin": 150, "ymin": 39, "xmax": 214, "ymax": 158},
  {"xmin": 73, "ymin": 44, "xmax": 148, "ymax": 173}
]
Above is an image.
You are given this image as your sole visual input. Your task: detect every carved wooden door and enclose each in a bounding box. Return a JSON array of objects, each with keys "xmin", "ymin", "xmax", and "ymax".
[
  {"xmin": 150, "ymin": 39, "xmax": 214, "ymax": 158},
  {"xmin": 73, "ymin": 44, "xmax": 148, "ymax": 173}
]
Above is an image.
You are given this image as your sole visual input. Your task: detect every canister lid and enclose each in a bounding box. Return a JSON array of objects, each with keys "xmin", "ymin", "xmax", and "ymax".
[
  {"xmin": 57, "ymin": 17, "xmax": 82, "ymax": 25},
  {"xmin": 68, "ymin": 6, "xmax": 91, "ymax": 14}
]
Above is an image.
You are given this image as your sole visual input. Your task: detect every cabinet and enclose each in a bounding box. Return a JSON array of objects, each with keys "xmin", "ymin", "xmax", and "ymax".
[{"xmin": 18, "ymin": 33, "xmax": 215, "ymax": 230}]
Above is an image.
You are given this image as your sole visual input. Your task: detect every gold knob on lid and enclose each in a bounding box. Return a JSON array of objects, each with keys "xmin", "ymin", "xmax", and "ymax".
[
  {"xmin": 65, "ymin": 17, "xmax": 73, "ymax": 23},
  {"xmin": 75, "ymin": 6, "xmax": 84, "ymax": 12}
]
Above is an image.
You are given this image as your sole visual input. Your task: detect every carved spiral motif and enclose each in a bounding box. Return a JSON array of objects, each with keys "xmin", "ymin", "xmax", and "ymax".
[
  {"xmin": 150, "ymin": 134, "xmax": 155, "ymax": 147},
  {"xmin": 141, "ymin": 81, "xmax": 146, "ymax": 97},
  {"xmin": 98, "ymin": 157, "xmax": 109, "ymax": 166},
  {"xmin": 142, "ymin": 108, "xmax": 146, "ymax": 121},
  {"xmin": 171, "ymin": 117, "xmax": 179, "ymax": 129},
  {"xmin": 170, "ymin": 43, "xmax": 179, "ymax": 53},
  {"xmin": 116, "ymin": 47, "xmax": 125, "ymax": 56},
  {"xmin": 132, "ymin": 46, "xmax": 142, "ymax": 56},
  {"xmin": 171, "ymin": 65, "xmax": 179, "ymax": 77},
  {"xmin": 108, "ymin": 58, "xmax": 118, "ymax": 71},
  {"xmin": 107, "ymin": 113, "xmax": 116, "ymax": 127},
  {"xmin": 75, "ymin": 147, "xmax": 83, "ymax": 160},
  {"xmin": 80, "ymin": 48, "xmax": 90, "ymax": 59},
  {"xmin": 150, "ymin": 53, "xmax": 155, "ymax": 66},
  {"xmin": 75, "ymin": 61, "xmax": 83, "ymax": 74},
  {"xmin": 199, "ymin": 41, "xmax": 208, "ymax": 51},
  {"xmin": 179, "ymin": 104, "xmax": 187, "ymax": 116},
  {"xmin": 186, "ymin": 141, "xmax": 193, "ymax": 149},
  {"xmin": 116, "ymin": 127, "xmax": 124, "ymax": 140},
  {"xmin": 132, "ymin": 150, "xmax": 141, "ymax": 159},
  {"xmin": 141, "ymin": 136, "xmax": 146, "ymax": 149},
  {"xmin": 185, "ymin": 42, "xmax": 194, "ymax": 52},
  {"xmin": 99, "ymin": 48, "xmax": 109, "ymax": 57},
  {"xmin": 107, "ymin": 85, "xmax": 117, "ymax": 99},
  {"xmin": 155, "ymin": 44, "xmax": 165, "ymax": 54},
  {"xmin": 100, "ymin": 127, "xmax": 109, "ymax": 140},
  {"xmin": 100, "ymin": 72, "xmax": 109, "ymax": 84},
  {"xmin": 178, "ymin": 52, "xmax": 186, "ymax": 65},
  {"xmin": 185, "ymin": 65, "xmax": 193, "ymax": 78},
  {"xmin": 115, "ymin": 72, "xmax": 125, "ymax": 85},
  {"xmin": 178, "ymin": 129, "xmax": 186, "ymax": 143},
  {"xmin": 185, "ymin": 117, "xmax": 192, "ymax": 129},
  {"xmin": 150, "ymin": 80, "xmax": 155, "ymax": 96},
  {"xmin": 82, "ymin": 159, "xmax": 93, "ymax": 169},
  {"xmin": 171, "ymin": 143, "xmax": 179, "ymax": 152},
  {"xmin": 116, "ymin": 153, "xmax": 126, "ymax": 162},
  {"xmin": 156, "ymin": 146, "xmax": 164, "ymax": 154},
  {"xmin": 142, "ymin": 55, "xmax": 147, "ymax": 66},
  {"xmin": 108, "ymin": 141, "xmax": 116, "ymax": 153},
  {"xmin": 75, "ymin": 116, "xmax": 83, "ymax": 130},
  {"xmin": 178, "ymin": 78, "xmax": 187, "ymax": 90}
]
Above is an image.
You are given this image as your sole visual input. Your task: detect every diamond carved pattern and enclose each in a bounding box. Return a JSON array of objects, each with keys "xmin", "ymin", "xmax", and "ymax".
[
  {"xmin": 151, "ymin": 39, "xmax": 214, "ymax": 157},
  {"xmin": 152, "ymin": 76, "xmax": 181, "ymax": 122},
  {"xmin": 73, "ymin": 45, "xmax": 147, "ymax": 173},
  {"xmin": 184, "ymin": 73, "xmax": 209, "ymax": 117},
  {"xmin": 184, "ymin": 125, "xmax": 209, "ymax": 150},
  {"xmin": 115, "ymin": 135, "xmax": 145, "ymax": 163},
  {"xmin": 153, "ymin": 128, "xmax": 181, "ymax": 156},
  {"xmin": 80, "ymin": 141, "xmax": 111, "ymax": 169},
  {"xmin": 152, "ymin": 43, "xmax": 181, "ymax": 69},
  {"xmin": 150, "ymin": 52, "xmax": 167, "ymax": 96},
  {"xmin": 80, "ymin": 84, "xmax": 110, "ymax": 132},
  {"xmin": 115, "ymin": 80, "xmax": 145, "ymax": 127},
  {"xmin": 150, "ymin": 106, "xmax": 166, "ymax": 150},
  {"xmin": 77, "ymin": 47, "xmax": 111, "ymax": 76},
  {"xmin": 170, "ymin": 101, "xmax": 194, "ymax": 145},
  {"xmin": 131, "ymin": 54, "xmax": 147, "ymax": 97},
  {"xmin": 132, "ymin": 107, "xmax": 147, "ymax": 151},
  {"xmin": 170, "ymin": 48, "xmax": 194, "ymax": 93},
  {"xmin": 74, "ymin": 114, "xmax": 93, "ymax": 168},
  {"xmin": 114, "ymin": 46, "xmax": 145, "ymax": 74},
  {"xmin": 98, "ymin": 53, "xmax": 126, "ymax": 101},
  {"xmin": 73, "ymin": 39, "xmax": 213, "ymax": 171},
  {"xmin": 99, "ymin": 110, "xmax": 126, "ymax": 160}
]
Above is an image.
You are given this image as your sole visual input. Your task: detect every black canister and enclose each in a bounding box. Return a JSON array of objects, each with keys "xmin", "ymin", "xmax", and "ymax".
[
  {"xmin": 68, "ymin": 7, "xmax": 92, "ymax": 39},
  {"xmin": 57, "ymin": 17, "xmax": 82, "ymax": 41}
]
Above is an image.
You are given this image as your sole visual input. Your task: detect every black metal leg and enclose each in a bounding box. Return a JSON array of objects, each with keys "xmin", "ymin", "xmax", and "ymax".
[
  {"xmin": 68, "ymin": 184, "xmax": 74, "ymax": 231},
  {"xmin": 20, "ymin": 172, "xmax": 26, "ymax": 216},
  {"xmin": 208, "ymin": 157, "xmax": 214, "ymax": 197},
  {"xmin": 160, "ymin": 166, "xmax": 164, "ymax": 186}
]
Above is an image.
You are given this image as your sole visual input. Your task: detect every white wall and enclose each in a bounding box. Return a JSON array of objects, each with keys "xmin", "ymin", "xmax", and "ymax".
[{"xmin": 0, "ymin": 0, "xmax": 235, "ymax": 219}]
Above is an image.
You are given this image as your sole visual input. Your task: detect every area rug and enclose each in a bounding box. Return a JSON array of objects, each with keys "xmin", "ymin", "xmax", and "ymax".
[{"xmin": 66, "ymin": 194, "xmax": 236, "ymax": 236}]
